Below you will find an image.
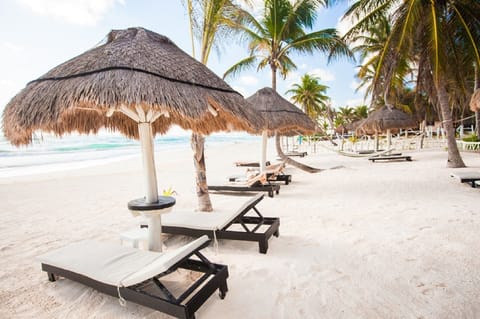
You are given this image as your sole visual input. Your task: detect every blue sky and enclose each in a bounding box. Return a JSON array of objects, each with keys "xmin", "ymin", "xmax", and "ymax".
[{"xmin": 0, "ymin": 0, "xmax": 365, "ymax": 118}]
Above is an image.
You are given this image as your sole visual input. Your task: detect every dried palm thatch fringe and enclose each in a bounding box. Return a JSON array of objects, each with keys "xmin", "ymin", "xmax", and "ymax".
[
  {"xmin": 246, "ymin": 87, "xmax": 322, "ymax": 173},
  {"xmin": 470, "ymin": 89, "xmax": 480, "ymax": 112},
  {"xmin": 2, "ymin": 27, "xmax": 264, "ymax": 146}
]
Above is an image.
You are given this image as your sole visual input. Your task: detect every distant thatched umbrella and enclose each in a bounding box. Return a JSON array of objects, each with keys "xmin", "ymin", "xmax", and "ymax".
[
  {"xmin": 359, "ymin": 105, "xmax": 417, "ymax": 149},
  {"xmin": 246, "ymin": 87, "xmax": 319, "ymax": 173},
  {"xmin": 2, "ymin": 27, "xmax": 263, "ymax": 251},
  {"xmin": 336, "ymin": 119, "xmax": 365, "ymax": 135},
  {"xmin": 470, "ymin": 89, "xmax": 480, "ymax": 111}
]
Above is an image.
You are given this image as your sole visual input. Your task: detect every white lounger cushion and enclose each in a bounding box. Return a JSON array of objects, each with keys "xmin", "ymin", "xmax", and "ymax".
[
  {"xmin": 37, "ymin": 235, "xmax": 209, "ymax": 287},
  {"xmin": 163, "ymin": 193, "xmax": 263, "ymax": 231},
  {"xmin": 450, "ymin": 171, "xmax": 480, "ymax": 179}
]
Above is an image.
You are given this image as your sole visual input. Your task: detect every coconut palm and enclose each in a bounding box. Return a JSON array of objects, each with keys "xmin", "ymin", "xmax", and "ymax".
[
  {"xmin": 182, "ymin": 0, "xmax": 251, "ymax": 211},
  {"xmin": 343, "ymin": 0, "xmax": 480, "ymax": 167},
  {"xmin": 286, "ymin": 73, "xmax": 330, "ymax": 120},
  {"xmin": 224, "ymin": 0, "xmax": 352, "ymax": 171}
]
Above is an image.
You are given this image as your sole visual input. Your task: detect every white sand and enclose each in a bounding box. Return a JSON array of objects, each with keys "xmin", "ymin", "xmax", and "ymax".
[{"xmin": 1, "ymin": 141, "xmax": 479, "ymax": 319}]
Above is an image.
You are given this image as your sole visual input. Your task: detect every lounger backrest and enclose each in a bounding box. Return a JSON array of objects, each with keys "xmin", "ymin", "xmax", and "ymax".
[
  {"xmin": 233, "ymin": 193, "xmax": 264, "ymax": 217},
  {"xmin": 38, "ymin": 236, "xmax": 210, "ymax": 287},
  {"xmin": 163, "ymin": 194, "xmax": 265, "ymax": 231},
  {"xmin": 246, "ymin": 172, "xmax": 267, "ymax": 186},
  {"xmin": 265, "ymin": 162, "xmax": 284, "ymax": 174}
]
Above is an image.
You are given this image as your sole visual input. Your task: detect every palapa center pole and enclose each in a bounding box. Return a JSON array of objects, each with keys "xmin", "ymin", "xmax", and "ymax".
[
  {"xmin": 120, "ymin": 105, "xmax": 170, "ymax": 252},
  {"xmin": 138, "ymin": 122, "xmax": 159, "ymax": 203},
  {"xmin": 260, "ymin": 131, "xmax": 268, "ymax": 173}
]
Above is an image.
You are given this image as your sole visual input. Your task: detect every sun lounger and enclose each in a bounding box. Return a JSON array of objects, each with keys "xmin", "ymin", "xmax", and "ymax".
[
  {"xmin": 38, "ymin": 236, "xmax": 228, "ymax": 319},
  {"xmin": 368, "ymin": 155, "xmax": 412, "ymax": 162},
  {"xmin": 285, "ymin": 151, "xmax": 307, "ymax": 157},
  {"xmin": 246, "ymin": 162, "xmax": 291, "ymax": 185},
  {"xmin": 208, "ymin": 172, "xmax": 280, "ymax": 197},
  {"xmin": 161, "ymin": 194, "xmax": 280, "ymax": 254},
  {"xmin": 450, "ymin": 171, "xmax": 480, "ymax": 188},
  {"xmin": 234, "ymin": 161, "xmax": 271, "ymax": 167}
]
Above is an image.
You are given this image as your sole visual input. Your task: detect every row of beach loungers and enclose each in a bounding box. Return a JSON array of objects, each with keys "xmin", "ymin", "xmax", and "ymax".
[
  {"xmin": 44, "ymin": 151, "xmax": 469, "ymax": 318},
  {"xmin": 38, "ymin": 157, "xmax": 299, "ymax": 319}
]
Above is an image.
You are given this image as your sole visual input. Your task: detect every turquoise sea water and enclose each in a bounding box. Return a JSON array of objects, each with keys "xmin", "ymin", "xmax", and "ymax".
[{"xmin": 0, "ymin": 130, "xmax": 259, "ymax": 177}]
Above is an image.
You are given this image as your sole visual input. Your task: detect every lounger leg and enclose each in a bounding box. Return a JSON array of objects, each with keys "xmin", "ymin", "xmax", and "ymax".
[
  {"xmin": 259, "ymin": 240, "xmax": 268, "ymax": 254},
  {"xmin": 274, "ymin": 229, "xmax": 280, "ymax": 237},
  {"xmin": 219, "ymin": 281, "xmax": 228, "ymax": 299},
  {"xmin": 268, "ymin": 190, "xmax": 274, "ymax": 198},
  {"xmin": 48, "ymin": 272, "xmax": 56, "ymax": 282}
]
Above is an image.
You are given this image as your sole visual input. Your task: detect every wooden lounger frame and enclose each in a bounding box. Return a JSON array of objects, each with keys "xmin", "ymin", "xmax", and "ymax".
[
  {"xmin": 267, "ymin": 173, "xmax": 291, "ymax": 185},
  {"xmin": 208, "ymin": 183, "xmax": 280, "ymax": 198},
  {"xmin": 451, "ymin": 174, "xmax": 480, "ymax": 188},
  {"xmin": 42, "ymin": 241, "xmax": 228, "ymax": 319},
  {"xmin": 368, "ymin": 155, "xmax": 412, "ymax": 162},
  {"xmin": 162, "ymin": 194, "xmax": 280, "ymax": 254},
  {"xmin": 285, "ymin": 151, "xmax": 307, "ymax": 157}
]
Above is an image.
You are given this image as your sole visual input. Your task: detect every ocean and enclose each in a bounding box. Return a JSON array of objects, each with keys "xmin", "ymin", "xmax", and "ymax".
[{"xmin": 0, "ymin": 130, "xmax": 260, "ymax": 177}]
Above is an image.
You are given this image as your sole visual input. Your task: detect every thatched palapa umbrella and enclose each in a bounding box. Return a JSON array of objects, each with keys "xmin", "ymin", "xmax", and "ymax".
[
  {"xmin": 246, "ymin": 87, "xmax": 319, "ymax": 173},
  {"xmin": 359, "ymin": 105, "xmax": 417, "ymax": 150},
  {"xmin": 2, "ymin": 27, "xmax": 263, "ymax": 251}
]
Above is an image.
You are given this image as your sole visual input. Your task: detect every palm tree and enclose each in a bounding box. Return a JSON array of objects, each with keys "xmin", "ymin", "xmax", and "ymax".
[
  {"xmin": 286, "ymin": 73, "xmax": 330, "ymax": 120},
  {"xmin": 343, "ymin": 0, "xmax": 480, "ymax": 167},
  {"xmin": 353, "ymin": 105, "xmax": 368, "ymax": 121},
  {"xmin": 182, "ymin": 0, "xmax": 250, "ymax": 211},
  {"xmin": 224, "ymin": 0, "xmax": 352, "ymax": 171}
]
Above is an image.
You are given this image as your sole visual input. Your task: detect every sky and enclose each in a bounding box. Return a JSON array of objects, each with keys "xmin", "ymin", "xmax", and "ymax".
[{"xmin": 0, "ymin": 0, "xmax": 365, "ymax": 120}]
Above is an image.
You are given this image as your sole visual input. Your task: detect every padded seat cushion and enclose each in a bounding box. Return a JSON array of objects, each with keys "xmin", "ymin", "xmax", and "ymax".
[
  {"xmin": 37, "ymin": 236, "xmax": 209, "ymax": 287},
  {"xmin": 163, "ymin": 194, "xmax": 263, "ymax": 230}
]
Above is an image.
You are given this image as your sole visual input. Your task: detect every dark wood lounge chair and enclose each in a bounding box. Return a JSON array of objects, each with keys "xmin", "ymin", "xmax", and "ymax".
[
  {"xmin": 450, "ymin": 171, "xmax": 480, "ymax": 188},
  {"xmin": 234, "ymin": 161, "xmax": 271, "ymax": 167},
  {"xmin": 161, "ymin": 194, "xmax": 280, "ymax": 254},
  {"xmin": 262, "ymin": 162, "xmax": 291, "ymax": 185},
  {"xmin": 285, "ymin": 151, "xmax": 307, "ymax": 157},
  {"xmin": 38, "ymin": 236, "xmax": 228, "ymax": 319},
  {"xmin": 208, "ymin": 173, "xmax": 280, "ymax": 198},
  {"xmin": 368, "ymin": 155, "xmax": 412, "ymax": 162}
]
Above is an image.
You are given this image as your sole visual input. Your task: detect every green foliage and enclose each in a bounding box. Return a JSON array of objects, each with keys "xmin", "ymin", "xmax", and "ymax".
[
  {"xmin": 286, "ymin": 73, "xmax": 330, "ymax": 121},
  {"xmin": 223, "ymin": 0, "xmax": 352, "ymax": 85},
  {"xmin": 462, "ymin": 134, "xmax": 479, "ymax": 142}
]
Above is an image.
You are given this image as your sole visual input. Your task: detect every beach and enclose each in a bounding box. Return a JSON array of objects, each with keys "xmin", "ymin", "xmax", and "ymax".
[{"xmin": 1, "ymin": 140, "xmax": 479, "ymax": 319}]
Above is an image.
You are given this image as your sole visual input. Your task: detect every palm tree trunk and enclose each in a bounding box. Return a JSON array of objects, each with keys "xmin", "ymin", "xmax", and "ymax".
[
  {"xmin": 475, "ymin": 63, "xmax": 480, "ymax": 138},
  {"xmin": 191, "ymin": 133, "xmax": 213, "ymax": 211},
  {"xmin": 270, "ymin": 65, "xmax": 321, "ymax": 173},
  {"xmin": 436, "ymin": 77, "xmax": 465, "ymax": 168},
  {"xmin": 275, "ymin": 133, "xmax": 322, "ymax": 173}
]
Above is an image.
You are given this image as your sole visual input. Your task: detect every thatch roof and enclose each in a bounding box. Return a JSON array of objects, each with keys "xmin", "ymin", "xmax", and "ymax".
[
  {"xmin": 359, "ymin": 105, "xmax": 417, "ymax": 133},
  {"xmin": 245, "ymin": 87, "xmax": 316, "ymax": 136},
  {"xmin": 470, "ymin": 89, "xmax": 480, "ymax": 112},
  {"xmin": 2, "ymin": 27, "xmax": 263, "ymax": 146}
]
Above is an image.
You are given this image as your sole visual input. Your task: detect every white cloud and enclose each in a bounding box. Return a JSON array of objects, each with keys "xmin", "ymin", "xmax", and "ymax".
[
  {"xmin": 310, "ymin": 68, "xmax": 335, "ymax": 82},
  {"xmin": 238, "ymin": 75, "xmax": 259, "ymax": 86},
  {"xmin": 18, "ymin": 0, "xmax": 124, "ymax": 26},
  {"xmin": 231, "ymin": 85, "xmax": 249, "ymax": 97},
  {"xmin": 349, "ymin": 80, "xmax": 359, "ymax": 91},
  {"xmin": 0, "ymin": 80, "xmax": 23, "ymax": 113},
  {"xmin": 3, "ymin": 42, "xmax": 23, "ymax": 53},
  {"xmin": 345, "ymin": 98, "xmax": 366, "ymax": 107}
]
